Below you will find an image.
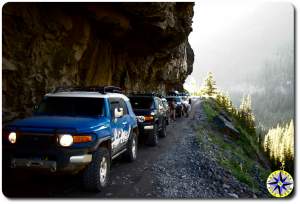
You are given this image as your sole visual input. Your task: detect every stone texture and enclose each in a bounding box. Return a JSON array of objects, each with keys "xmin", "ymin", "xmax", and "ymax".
[{"xmin": 2, "ymin": 2, "xmax": 194, "ymax": 123}]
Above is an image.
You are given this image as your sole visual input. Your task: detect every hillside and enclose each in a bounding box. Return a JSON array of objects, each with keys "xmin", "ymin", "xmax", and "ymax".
[{"xmin": 194, "ymin": 97, "xmax": 272, "ymax": 197}]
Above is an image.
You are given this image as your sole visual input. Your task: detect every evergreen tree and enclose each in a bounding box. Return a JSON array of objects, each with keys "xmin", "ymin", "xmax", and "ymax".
[
  {"xmin": 239, "ymin": 94, "xmax": 255, "ymax": 133},
  {"xmin": 200, "ymin": 72, "xmax": 217, "ymax": 97},
  {"xmin": 263, "ymin": 120, "xmax": 294, "ymax": 171}
]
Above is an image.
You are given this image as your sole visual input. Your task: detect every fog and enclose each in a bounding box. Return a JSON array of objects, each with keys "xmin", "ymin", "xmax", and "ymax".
[
  {"xmin": 185, "ymin": 0, "xmax": 294, "ymax": 129},
  {"xmin": 185, "ymin": 0, "xmax": 294, "ymax": 91}
]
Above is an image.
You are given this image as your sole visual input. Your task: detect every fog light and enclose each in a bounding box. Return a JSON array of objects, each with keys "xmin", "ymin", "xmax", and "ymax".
[
  {"xmin": 8, "ymin": 132, "xmax": 17, "ymax": 144},
  {"xmin": 58, "ymin": 134, "xmax": 73, "ymax": 147}
]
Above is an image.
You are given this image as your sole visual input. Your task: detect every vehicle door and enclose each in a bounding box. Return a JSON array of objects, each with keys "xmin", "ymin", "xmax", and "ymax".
[
  {"xmin": 155, "ymin": 97, "xmax": 164, "ymax": 130},
  {"xmin": 109, "ymin": 98, "xmax": 124, "ymax": 155},
  {"xmin": 118, "ymin": 98, "xmax": 131, "ymax": 149}
]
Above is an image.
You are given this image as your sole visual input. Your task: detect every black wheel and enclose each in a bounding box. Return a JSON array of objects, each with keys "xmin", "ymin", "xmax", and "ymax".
[
  {"xmin": 146, "ymin": 124, "xmax": 158, "ymax": 146},
  {"xmin": 83, "ymin": 147, "xmax": 110, "ymax": 192},
  {"xmin": 124, "ymin": 131, "xmax": 138, "ymax": 162},
  {"xmin": 159, "ymin": 121, "xmax": 167, "ymax": 138}
]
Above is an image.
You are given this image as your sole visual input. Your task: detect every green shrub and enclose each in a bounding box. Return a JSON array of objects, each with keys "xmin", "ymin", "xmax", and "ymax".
[{"xmin": 202, "ymin": 101, "xmax": 218, "ymax": 121}]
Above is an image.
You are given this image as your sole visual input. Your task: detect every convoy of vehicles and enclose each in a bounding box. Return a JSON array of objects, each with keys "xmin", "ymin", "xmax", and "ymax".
[{"xmin": 2, "ymin": 86, "xmax": 191, "ymax": 192}]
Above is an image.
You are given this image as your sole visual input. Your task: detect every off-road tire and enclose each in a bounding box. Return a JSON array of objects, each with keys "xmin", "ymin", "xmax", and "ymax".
[
  {"xmin": 83, "ymin": 147, "xmax": 110, "ymax": 192},
  {"xmin": 124, "ymin": 132, "xmax": 138, "ymax": 162},
  {"xmin": 146, "ymin": 124, "xmax": 158, "ymax": 146}
]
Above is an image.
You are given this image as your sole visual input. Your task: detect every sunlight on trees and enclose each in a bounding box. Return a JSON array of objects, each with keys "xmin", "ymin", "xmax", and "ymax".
[
  {"xmin": 263, "ymin": 120, "xmax": 294, "ymax": 169},
  {"xmin": 201, "ymin": 72, "xmax": 256, "ymax": 133},
  {"xmin": 200, "ymin": 72, "xmax": 217, "ymax": 97},
  {"xmin": 200, "ymin": 72, "xmax": 294, "ymax": 171},
  {"xmin": 239, "ymin": 95, "xmax": 256, "ymax": 133}
]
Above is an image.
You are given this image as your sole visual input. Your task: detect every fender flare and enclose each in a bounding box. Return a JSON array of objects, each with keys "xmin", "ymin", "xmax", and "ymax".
[{"xmin": 90, "ymin": 136, "xmax": 111, "ymax": 152}]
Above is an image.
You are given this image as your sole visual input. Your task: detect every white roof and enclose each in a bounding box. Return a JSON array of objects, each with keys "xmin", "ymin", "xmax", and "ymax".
[{"xmin": 45, "ymin": 91, "xmax": 130, "ymax": 101}]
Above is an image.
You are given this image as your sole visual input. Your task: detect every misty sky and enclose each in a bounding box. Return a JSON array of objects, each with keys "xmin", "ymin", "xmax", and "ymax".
[{"xmin": 185, "ymin": 0, "xmax": 294, "ymax": 92}]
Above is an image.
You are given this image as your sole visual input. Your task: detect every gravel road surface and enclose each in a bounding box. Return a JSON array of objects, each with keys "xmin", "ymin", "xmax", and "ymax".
[{"xmin": 3, "ymin": 98, "xmax": 263, "ymax": 198}]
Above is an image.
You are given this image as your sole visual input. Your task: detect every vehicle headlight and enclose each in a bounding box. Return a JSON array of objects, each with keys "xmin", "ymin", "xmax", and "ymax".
[
  {"xmin": 8, "ymin": 132, "xmax": 17, "ymax": 144},
  {"xmin": 58, "ymin": 134, "xmax": 73, "ymax": 147},
  {"xmin": 151, "ymin": 110, "xmax": 157, "ymax": 115}
]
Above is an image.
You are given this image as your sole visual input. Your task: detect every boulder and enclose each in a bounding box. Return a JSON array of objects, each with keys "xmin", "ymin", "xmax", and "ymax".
[{"xmin": 213, "ymin": 115, "xmax": 240, "ymax": 139}]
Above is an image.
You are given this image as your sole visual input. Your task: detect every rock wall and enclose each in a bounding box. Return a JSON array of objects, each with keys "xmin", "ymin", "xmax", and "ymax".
[{"xmin": 2, "ymin": 2, "xmax": 194, "ymax": 122}]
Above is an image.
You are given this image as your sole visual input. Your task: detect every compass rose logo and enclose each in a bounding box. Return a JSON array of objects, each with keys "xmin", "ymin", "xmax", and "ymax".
[{"xmin": 266, "ymin": 170, "xmax": 293, "ymax": 198}]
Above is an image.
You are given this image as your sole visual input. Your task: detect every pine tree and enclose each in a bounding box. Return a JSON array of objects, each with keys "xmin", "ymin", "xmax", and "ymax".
[
  {"xmin": 239, "ymin": 94, "xmax": 255, "ymax": 133},
  {"xmin": 201, "ymin": 72, "xmax": 217, "ymax": 97},
  {"xmin": 263, "ymin": 120, "xmax": 294, "ymax": 170}
]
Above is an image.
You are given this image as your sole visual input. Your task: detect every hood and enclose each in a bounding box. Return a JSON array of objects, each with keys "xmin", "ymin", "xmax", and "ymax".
[{"xmin": 7, "ymin": 116, "xmax": 109, "ymax": 133}]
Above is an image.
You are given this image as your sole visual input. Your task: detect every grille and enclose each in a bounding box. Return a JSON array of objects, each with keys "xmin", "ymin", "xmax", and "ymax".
[{"xmin": 17, "ymin": 133, "xmax": 57, "ymax": 148}]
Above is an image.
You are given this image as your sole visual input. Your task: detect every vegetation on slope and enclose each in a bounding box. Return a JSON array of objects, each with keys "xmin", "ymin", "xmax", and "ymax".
[
  {"xmin": 196, "ymin": 72, "xmax": 276, "ymax": 194},
  {"xmin": 198, "ymin": 98, "xmax": 271, "ymax": 194},
  {"xmin": 199, "ymin": 72, "xmax": 294, "ymax": 173}
]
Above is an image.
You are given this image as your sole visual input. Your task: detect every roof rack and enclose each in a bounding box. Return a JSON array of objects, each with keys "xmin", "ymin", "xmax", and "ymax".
[{"xmin": 53, "ymin": 86, "xmax": 122, "ymax": 94}]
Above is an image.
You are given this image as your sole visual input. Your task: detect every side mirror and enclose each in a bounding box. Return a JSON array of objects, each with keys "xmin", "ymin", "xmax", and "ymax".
[{"xmin": 114, "ymin": 107, "xmax": 124, "ymax": 118}]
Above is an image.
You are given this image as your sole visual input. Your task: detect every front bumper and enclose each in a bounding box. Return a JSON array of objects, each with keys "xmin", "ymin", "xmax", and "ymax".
[
  {"xmin": 10, "ymin": 154, "xmax": 92, "ymax": 172},
  {"xmin": 11, "ymin": 158, "xmax": 58, "ymax": 172},
  {"xmin": 3, "ymin": 146, "xmax": 93, "ymax": 173},
  {"xmin": 137, "ymin": 122, "xmax": 155, "ymax": 136}
]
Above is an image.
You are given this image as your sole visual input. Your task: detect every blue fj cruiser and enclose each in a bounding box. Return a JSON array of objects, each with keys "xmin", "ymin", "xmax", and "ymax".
[{"xmin": 3, "ymin": 86, "xmax": 139, "ymax": 192}]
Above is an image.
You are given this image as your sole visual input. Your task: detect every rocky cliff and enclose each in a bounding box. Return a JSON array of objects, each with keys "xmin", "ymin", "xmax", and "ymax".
[{"xmin": 2, "ymin": 2, "xmax": 194, "ymax": 122}]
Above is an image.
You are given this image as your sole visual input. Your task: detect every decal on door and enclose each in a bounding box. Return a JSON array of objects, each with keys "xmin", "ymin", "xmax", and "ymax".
[
  {"xmin": 121, "ymin": 126, "xmax": 131, "ymax": 143},
  {"xmin": 111, "ymin": 126, "xmax": 131, "ymax": 150}
]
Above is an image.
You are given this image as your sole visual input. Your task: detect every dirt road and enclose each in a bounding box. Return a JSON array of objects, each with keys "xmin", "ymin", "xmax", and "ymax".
[{"xmin": 2, "ymin": 98, "xmax": 261, "ymax": 198}]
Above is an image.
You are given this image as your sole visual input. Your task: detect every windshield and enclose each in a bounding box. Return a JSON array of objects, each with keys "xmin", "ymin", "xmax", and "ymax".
[
  {"xmin": 35, "ymin": 97, "xmax": 105, "ymax": 117},
  {"xmin": 129, "ymin": 97, "xmax": 154, "ymax": 109}
]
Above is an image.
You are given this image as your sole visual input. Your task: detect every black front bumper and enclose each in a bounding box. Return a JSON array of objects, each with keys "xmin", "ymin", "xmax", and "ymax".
[
  {"xmin": 3, "ymin": 145, "xmax": 93, "ymax": 173},
  {"xmin": 137, "ymin": 122, "xmax": 156, "ymax": 136}
]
